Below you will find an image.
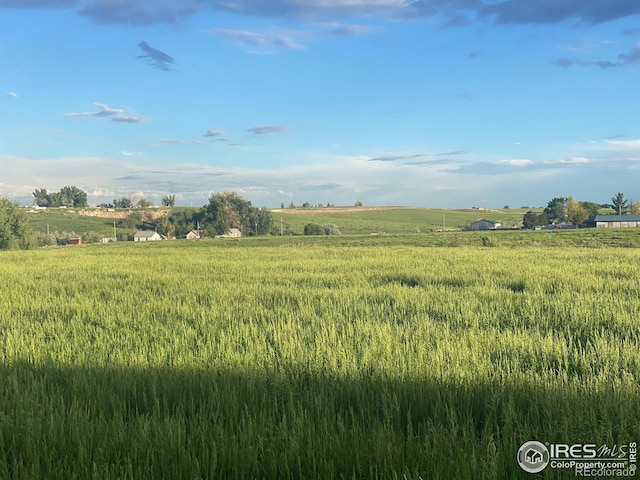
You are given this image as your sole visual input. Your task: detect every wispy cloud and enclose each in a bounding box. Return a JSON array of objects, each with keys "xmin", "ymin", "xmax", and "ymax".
[
  {"xmin": 63, "ymin": 102, "xmax": 149, "ymax": 123},
  {"xmin": 212, "ymin": 28, "xmax": 307, "ymax": 52},
  {"xmin": 5, "ymin": 91, "xmax": 18, "ymax": 98},
  {"xmin": 554, "ymin": 42, "xmax": 640, "ymax": 69},
  {"xmin": 112, "ymin": 115, "xmax": 149, "ymax": 123},
  {"xmin": 203, "ymin": 128, "xmax": 225, "ymax": 138},
  {"xmin": 120, "ymin": 151, "xmax": 143, "ymax": 157},
  {"xmin": 368, "ymin": 150, "xmax": 467, "ymax": 162},
  {"xmin": 246, "ymin": 125, "xmax": 288, "ymax": 136},
  {"xmin": 317, "ymin": 22, "xmax": 374, "ymax": 36},
  {"xmin": 63, "ymin": 102, "xmax": 123, "ymax": 118},
  {"xmin": 137, "ymin": 41, "xmax": 175, "ymax": 71},
  {"xmin": 159, "ymin": 138, "xmax": 205, "ymax": 144}
]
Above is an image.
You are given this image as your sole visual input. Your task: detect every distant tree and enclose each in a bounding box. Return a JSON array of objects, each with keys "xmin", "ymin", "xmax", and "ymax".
[
  {"xmin": 288, "ymin": 202, "xmax": 296, "ymax": 209},
  {"xmin": 280, "ymin": 203, "xmax": 285, "ymax": 209},
  {"xmin": 113, "ymin": 197, "xmax": 133, "ymax": 209},
  {"xmin": 98, "ymin": 202, "xmax": 115, "ymax": 208},
  {"xmin": 137, "ymin": 198, "xmax": 153, "ymax": 208},
  {"xmin": 0, "ymin": 198, "xmax": 36, "ymax": 250},
  {"xmin": 59, "ymin": 185, "xmax": 88, "ymax": 207},
  {"xmin": 610, "ymin": 192, "xmax": 629, "ymax": 215},
  {"xmin": 355, "ymin": 201, "xmax": 363, "ymax": 207},
  {"xmin": 161, "ymin": 195, "xmax": 176, "ymax": 207},
  {"xmin": 302, "ymin": 202, "xmax": 311, "ymax": 208},
  {"xmin": 579, "ymin": 201, "xmax": 601, "ymax": 220},
  {"xmin": 250, "ymin": 207, "xmax": 273, "ymax": 235},
  {"xmin": 629, "ymin": 199, "xmax": 640, "ymax": 215},
  {"xmin": 33, "ymin": 186, "xmax": 87, "ymax": 207},
  {"xmin": 543, "ymin": 197, "xmax": 567, "ymax": 223},
  {"xmin": 33, "ymin": 188, "xmax": 51, "ymax": 207},
  {"xmin": 522, "ymin": 211, "xmax": 549, "ymax": 229},
  {"xmin": 503, "ymin": 205, "xmax": 510, "ymax": 210},
  {"xmin": 303, "ymin": 223, "xmax": 326, "ymax": 235},
  {"xmin": 566, "ymin": 197, "xmax": 588, "ymax": 226},
  {"xmin": 202, "ymin": 192, "xmax": 272, "ymax": 236}
]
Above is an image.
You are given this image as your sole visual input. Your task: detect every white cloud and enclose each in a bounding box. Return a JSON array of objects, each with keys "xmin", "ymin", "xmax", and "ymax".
[
  {"xmin": 120, "ymin": 151, "xmax": 143, "ymax": 157},
  {"xmin": 5, "ymin": 92, "xmax": 18, "ymax": 98},
  {"xmin": 494, "ymin": 159, "xmax": 533, "ymax": 167}
]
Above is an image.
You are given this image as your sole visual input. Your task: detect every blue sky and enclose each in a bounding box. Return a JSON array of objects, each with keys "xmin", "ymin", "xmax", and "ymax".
[{"xmin": 1, "ymin": 0, "xmax": 638, "ymax": 208}]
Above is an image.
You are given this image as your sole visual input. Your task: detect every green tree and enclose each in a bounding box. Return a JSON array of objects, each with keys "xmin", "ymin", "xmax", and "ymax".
[
  {"xmin": 137, "ymin": 198, "xmax": 153, "ymax": 208},
  {"xmin": 114, "ymin": 197, "xmax": 133, "ymax": 209},
  {"xmin": 522, "ymin": 211, "xmax": 549, "ymax": 229},
  {"xmin": 543, "ymin": 197, "xmax": 567, "ymax": 223},
  {"xmin": 202, "ymin": 192, "xmax": 271, "ymax": 236},
  {"xmin": 566, "ymin": 197, "xmax": 588, "ymax": 226},
  {"xmin": 161, "ymin": 195, "xmax": 176, "ymax": 207},
  {"xmin": 579, "ymin": 201, "xmax": 601, "ymax": 220},
  {"xmin": 59, "ymin": 185, "xmax": 88, "ymax": 207},
  {"xmin": 0, "ymin": 198, "xmax": 36, "ymax": 250},
  {"xmin": 32, "ymin": 188, "xmax": 50, "ymax": 207},
  {"xmin": 610, "ymin": 192, "xmax": 629, "ymax": 215}
]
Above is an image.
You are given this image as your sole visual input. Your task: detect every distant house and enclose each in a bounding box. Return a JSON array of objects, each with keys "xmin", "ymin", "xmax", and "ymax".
[
  {"xmin": 100, "ymin": 237, "xmax": 117, "ymax": 243},
  {"xmin": 469, "ymin": 219, "xmax": 502, "ymax": 231},
  {"xmin": 186, "ymin": 229, "xmax": 202, "ymax": 239},
  {"xmin": 134, "ymin": 230, "xmax": 163, "ymax": 242},
  {"xmin": 68, "ymin": 237, "xmax": 82, "ymax": 245},
  {"xmin": 594, "ymin": 215, "xmax": 640, "ymax": 228},
  {"xmin": 227, "ymin": 228, "xmax": 242, "ymax": 238}
]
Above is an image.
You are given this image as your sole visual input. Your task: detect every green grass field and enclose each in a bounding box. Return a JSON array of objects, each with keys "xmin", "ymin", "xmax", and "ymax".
[
  {"xmin": 24, "ymin": 206, "xmax": 539, "ymax": 238},
  {"xmin": 1, "ymin": 234, "xmax": 639, "ymax": 479}
]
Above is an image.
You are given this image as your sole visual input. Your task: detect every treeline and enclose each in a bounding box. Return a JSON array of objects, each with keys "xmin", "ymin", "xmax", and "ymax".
[
  {"xmin": 523, "ymin": 192, "xmax": 639, "ymax": 228},
  {"xmin": 123, "ymin": 192, "xmax": 273, "ymax": 238},
  {"xmin": 33, "ymin": 186, "xmax": 88, "ymax": 208}
]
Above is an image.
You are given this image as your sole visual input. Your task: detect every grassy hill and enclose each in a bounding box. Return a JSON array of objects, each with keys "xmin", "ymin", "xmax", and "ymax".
[
  {"xmin": 271, "ymin": 206, "xmax": 535, "ymax": 235},
  {"xmin": 24, "ymin": 206, "xmax": 537, "ymax": 237}
]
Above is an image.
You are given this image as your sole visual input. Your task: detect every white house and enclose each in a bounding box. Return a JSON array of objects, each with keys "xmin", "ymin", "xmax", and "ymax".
[
  {"xmin": 186, "ymin": 229, "xmax": 202, "ymax": 239},
  {"xmin": 134, "ymin": 230, "xmax": 163, "ymax": 242}
]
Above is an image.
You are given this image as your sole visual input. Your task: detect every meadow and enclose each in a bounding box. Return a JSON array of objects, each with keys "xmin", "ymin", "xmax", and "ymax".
[{"xmin": 1, "ymin": 234, "xmax": 639, "ymax": 479}]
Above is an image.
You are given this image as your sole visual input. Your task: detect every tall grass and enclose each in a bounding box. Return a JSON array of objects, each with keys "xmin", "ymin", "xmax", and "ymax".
[{"xmin": 1, "ymin": 240, "xmax": 638, "ymax": 478}]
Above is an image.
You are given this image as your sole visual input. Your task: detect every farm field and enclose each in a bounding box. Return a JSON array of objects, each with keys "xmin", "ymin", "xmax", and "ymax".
[
  {"xmin": 24, "ymin": 206, "xmax": 541, "ymax": 238},
  {"xmin": 1, "ymin": 236, "xmax": 639, "ymax": 479}
]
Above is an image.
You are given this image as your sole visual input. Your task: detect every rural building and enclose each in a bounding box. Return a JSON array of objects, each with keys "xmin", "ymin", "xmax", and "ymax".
[
  {"xmin": 133, "ymin": 230, "xmax": 163, "ymax": 242},
  {"xmin": 68, "ymin": 237, "xmax": 82, "ymax": 245},
  {"xmin": 227, "ymin": 228, "xmax": 242, "ymax": 238},
  {"xmin": 186, "ymin": 230, "xmax": 202, "ymax": 239},
  {"xmin": 594, "ymin": 215, "xmax": 640, "ymax": 228},
  {"xmin": 100, "ymin": 237, "xmax": 117, "ymax": 243},
  {"xmin": 469, "ymin": 219, "xmax": 502, "ymax": 231}
]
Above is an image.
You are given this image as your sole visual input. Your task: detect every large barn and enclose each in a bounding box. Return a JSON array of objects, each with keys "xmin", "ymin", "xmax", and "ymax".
[
  {"xmin": 594, "ymin": 215, "xmax": 640, "ymax": 228},
  {"xmin": 469, "ymin": 219, "xmax": 502, "ymax": 231}
]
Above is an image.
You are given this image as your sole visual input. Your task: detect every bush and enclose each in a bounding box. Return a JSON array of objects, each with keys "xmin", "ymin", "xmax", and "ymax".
[
  {"xmin": 303, "ymin": 223, "xmax": 326, "ymax": 235},
  {"xmin": 322, "ymin": 224, "xmax": 341, "ymax": 235}
]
